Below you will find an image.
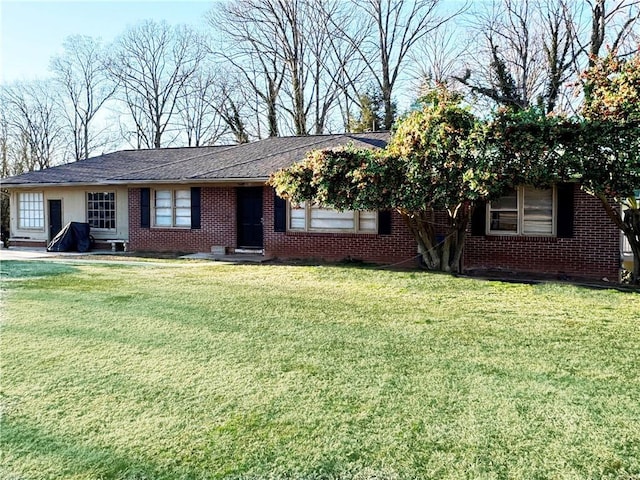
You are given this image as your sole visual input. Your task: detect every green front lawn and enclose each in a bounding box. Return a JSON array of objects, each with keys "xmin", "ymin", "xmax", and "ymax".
[{"xmin": 1, "ymin": 260, "xmax": 639, "ymax": 479}]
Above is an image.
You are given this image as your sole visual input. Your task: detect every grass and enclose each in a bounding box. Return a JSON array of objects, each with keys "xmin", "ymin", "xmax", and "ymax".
[{"xmin": 1, "ymin": 259, "xmax": 639, "ymax": 480}]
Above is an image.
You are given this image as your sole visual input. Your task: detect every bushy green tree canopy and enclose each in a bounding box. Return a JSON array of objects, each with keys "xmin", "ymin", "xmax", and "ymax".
[
  {"xmin": 272, "ymin": 89, "xmax": 488, "ymax": 272},
  {"xmin": 272, "ymin": 51, "xmax": 640, "ymax": 282},
  {"xmin": 579, "ymin": 52, "xmax": 640, "ymax": 282}
]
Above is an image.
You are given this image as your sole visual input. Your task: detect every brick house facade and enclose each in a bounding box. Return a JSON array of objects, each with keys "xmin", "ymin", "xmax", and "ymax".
[
  {"xmin": 124, "ymin": 182, "xmax": 621, "ymax": 280},
  {"xmin": 128, "ymin": 185, "xmax": 420, "ymax": 266},
  {"xmin": 3, "ymin": 133, "xmax": 626, "ymax": 280},
  {"xmin": 129, "ymin": 186, "xmax": 238, "ymax": 254},
  {"xmin": 463, "ymin": 185, "xmax": 620, "ymax": 280}
]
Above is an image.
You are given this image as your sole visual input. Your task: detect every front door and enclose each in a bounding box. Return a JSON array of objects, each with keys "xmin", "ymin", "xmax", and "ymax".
[
  {"xmin": 237, "ymin": 187, "xmax": 263, "ymax": 249},
  {"xmin": 48, "ymin": 199, "xmax": 63, "ymax": 241}
]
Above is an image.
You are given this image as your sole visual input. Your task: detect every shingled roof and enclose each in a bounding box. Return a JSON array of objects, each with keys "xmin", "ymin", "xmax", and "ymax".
[{"xmin": 1, "ymin": 132, "xmax": 389, "ymax": 187}]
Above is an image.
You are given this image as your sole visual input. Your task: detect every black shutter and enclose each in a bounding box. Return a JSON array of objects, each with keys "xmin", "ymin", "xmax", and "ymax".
[
  {"xmin": 140, "ymin": 188, "xmax": 151, "ymax": 228},
  {"xmin": 378, "ymin": 210, "xmax": 392, "ymax": 235},
  {"xmin": 191, "ymin": 187, "xmax": 201, "ymax": 229},
  {"xmin": 556, "ymin": 183, "xmax": 574, "ymax": 238},
  {"xmin": 471, "ymin": 201, "xmax": 486, "ymax": 236},
  {"xmin": 274, "ymin": 191, "xmax": 286, "ymax": 232}
]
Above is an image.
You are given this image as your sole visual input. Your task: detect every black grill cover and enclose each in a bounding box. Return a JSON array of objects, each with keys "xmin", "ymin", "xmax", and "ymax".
[{"xmin": 47, "ymin": 222, "xmax": 92, "ymax": 253}]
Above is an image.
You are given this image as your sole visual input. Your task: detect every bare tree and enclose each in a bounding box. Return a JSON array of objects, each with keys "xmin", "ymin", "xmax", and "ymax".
[
  {"xmin": 209, "ymin": 1, "xmax": 287, "ymax": 137},
  {"xmin": 218, "ymin": 103, "xmax": 250, "ymax": 144},
  {"xmin": 176, "ymin": 68, "xmax": 228, "ymax": 146},
  {"xmin": 0, "ymin": 107, "xmax": 10, "ymax": 178},
  {"xmin": 298, "ymin": 0, "xmax": 363, "ymax": 134},
  {"xmin": 456, "ymin": 0, "xmax": 639, "ymax": 113},
  {"xmin": 210, "ymin": 0, "xmax": 362, "ymax": 136},
  {"xmin": 454, "ymin": 0, "xmax": 546, "ymax": 110},
  {"xmin": 1, "ymin": 82, "xmax": 67, "ymax": 172},
  {"xmin": 582, "ymin": 0, "xmax": 640, "ymax": 62},
  {"xmin": 213, "ymin": 77, "xmax": 252, "ymax": 145},
  {"xmin": 50, "ymin": 35, "xmax": 117, "ymax": 161},
  {"xmin": 0, "ymin": 107, "xmax": 9, "ymax": 239},
  {"xmin": 409, "ymin": 21, "xmax": 472, "ymax": 96},
  {"xmin": 107, "ymin": 20, "xmax": 207, "ymax": 149},
  {"xmin": 337, "ymin": 0, "xmax": 463, "ymax": 129},
  {"xmin": 317, "ymin": 2, "xmax": 372, "ymax": 132},
  {"xmin": 538, "ymin": 0, "xmax": 576, "ymax": 112}
]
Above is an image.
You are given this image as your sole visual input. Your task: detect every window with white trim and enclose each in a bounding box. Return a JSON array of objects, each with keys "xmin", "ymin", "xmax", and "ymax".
[
  {"xmin": 154, "ymin": 189, "xmax": 191, "ymax": 227},
  {"xmin": 488, "ymin": 186, "xmax": 555, "ymax": 235},
  {"xmin": 87, "ymin": 192, "xmax": 116, "ymax": 230},
  {"xmin": 18, "ymin": 192, "xmax": 44, "ymax": 229},
  {"xmin": 288, "ymin": 201, "xmax": 377, "ymax": 233}
]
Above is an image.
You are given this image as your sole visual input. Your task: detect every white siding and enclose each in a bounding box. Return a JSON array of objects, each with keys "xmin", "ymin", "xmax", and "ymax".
[{"xmin": 10, "ymin": 186, "xmax": 129, "ymax": 242}]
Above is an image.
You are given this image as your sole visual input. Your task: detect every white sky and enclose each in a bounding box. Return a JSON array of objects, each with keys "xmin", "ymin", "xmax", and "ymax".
[{"xmin": 0, "ymin": 0, "xmax": 214, "ymax": 84}]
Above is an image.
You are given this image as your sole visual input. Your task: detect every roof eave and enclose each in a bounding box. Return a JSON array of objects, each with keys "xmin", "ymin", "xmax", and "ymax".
[{"xmin": 1, "ymin": 177, "xmax": 271, "ymax": 189}]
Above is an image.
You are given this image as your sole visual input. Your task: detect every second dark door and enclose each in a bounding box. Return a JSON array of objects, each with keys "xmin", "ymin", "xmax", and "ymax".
[{"xmin": 48, "ymin": 199, "xmax": 63, "ymax": 241}]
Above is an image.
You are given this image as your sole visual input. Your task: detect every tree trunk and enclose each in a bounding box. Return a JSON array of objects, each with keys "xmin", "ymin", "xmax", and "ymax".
[
  {"xmin": 401, "ymin": 208, "xmax": 470, "ymax": 273},
  {"xmin": 402, "ymin": 210, "xmax": 439, "ymax": 269},
  {"xmin": 596, "ymin": 192, "xmax": 640, "ymax": 285},
  {"xmin": 382, "ymin": 84, "xmax": 394, "ymax": 130},
  {"xmin": 267, "ymin": 78, "xmax": 279, "ymax": 137},
  {"xmin": 450, "ymin": 215, "xmax": 469, "ymax": 273},
  {"xmin": 83, "ymin": 122, "xmax": 89, "ymax": 160}
]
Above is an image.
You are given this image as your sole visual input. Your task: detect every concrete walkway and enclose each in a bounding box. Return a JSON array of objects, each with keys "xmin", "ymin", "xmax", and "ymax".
[
  {"xmin": 0, "ymin": 247, "xmax": 271, "ymax": 265},
  {"xmin": 0, "ymin": 247, "xmax": 97, "ymax": 261}
]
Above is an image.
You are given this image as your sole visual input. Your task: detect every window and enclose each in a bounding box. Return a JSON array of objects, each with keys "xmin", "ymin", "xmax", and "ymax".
[
  {"xmin": 18, "ymin": 192, "xmax": 44, "ymax": 229},
  {"xmin": 288, "ymin": 201, "xmax": 377, "ymax": 233},
  {"xmin": 154, "ymin": 189, "xmax": 191, "ymax": 227},
  {"xmin": 87, "ymin": 192, "xmax": 116, "ymax": 230},
  {"xmin": 488, "ymin": 186, "xmax": 555, "ymax": 235}
]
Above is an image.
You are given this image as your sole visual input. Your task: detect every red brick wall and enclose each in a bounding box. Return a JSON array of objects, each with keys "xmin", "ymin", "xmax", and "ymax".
[
  {"xmin": 128, "ymin": 186, "xmax": 236, "ymax": 253},
  {"xmin": 262, "ymin": 187, "xmax": 418, "ymax": 265},
  {"xmin": 463, "ymin": 185, "xmax": 620, "ymax": 280},
  {"xmin": 9, "ymin": 239, "xmax": 46, "ymax": 248},
  {"xmin": 127, "ymin": 184, "xmax": 620, "ymax": 279},
  {"xmin": 128, "ymin": 185, "xmax": 419, "ymax": 265}
]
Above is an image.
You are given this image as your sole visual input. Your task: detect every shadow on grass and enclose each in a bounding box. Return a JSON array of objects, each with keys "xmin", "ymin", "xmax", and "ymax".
[
  {"xmin": 1, "ymin": 417, "xmax": 163, "ymax": 479},
  {"xmin": 269, "ymin": 258, "xmax": 640, "ymax": 293},
  {"xmin": 0, "ymin": 260, "xmax": 79, "ymax": 280}
]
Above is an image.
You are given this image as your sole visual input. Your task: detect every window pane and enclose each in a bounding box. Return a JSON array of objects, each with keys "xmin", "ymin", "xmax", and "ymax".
[
  {"xmin": 175, "ymin": 207, "xmax": 191, "ymax": 226},
  {"xmin": 310, "ymin": 207, "xmax": 354, "ymax": 231},
  {"xmin": 491, "ymin": 189, "xmax": 518, "ymax": 210},
  {"xmin": 175, "ymin": 190, "xmax": 191, "ymax": 208},
  {"xmin": 290, "ymin": 204, "xmax": 306, "ymax": 230},
  {"xmin": 156, "ymin": 218, "xmax": 172, "ymax": 227},
  {"xmin": 155, "ymin": 205, "xmax": 172, "ymax": 226},
  {"xmin": 490, "ymin": 211, "xmax": 518, "ymax": 232},
  {"xmin": 87, "ymin": 191, "xmax": 115, "ymax": 229},
  {"xmin": 175, "ymin": 198, "xmax": 191, "ymax": 208},
  {"xmin": 155, "ymin": 191, "xmax": 172, "ymax": 208},
  {"xmin": 523, "ymin": 187, "xmax": 553, "ymax": 234},
  {"xmin": 358, "ymin": 211, "xmax": 377, "ymax": 232},
  {"xmin": 18, "ymin": 192, "xmax": 44, "ymax": 229}
]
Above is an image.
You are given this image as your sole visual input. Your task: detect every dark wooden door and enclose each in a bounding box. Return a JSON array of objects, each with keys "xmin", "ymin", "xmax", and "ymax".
[
  {"xmin": 48, "ymin": 200, "xmax": 63, "ymax": 241},
  {"xmin": 237, "ymin": 187, "xmax": 263, "ymax": 248}
]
